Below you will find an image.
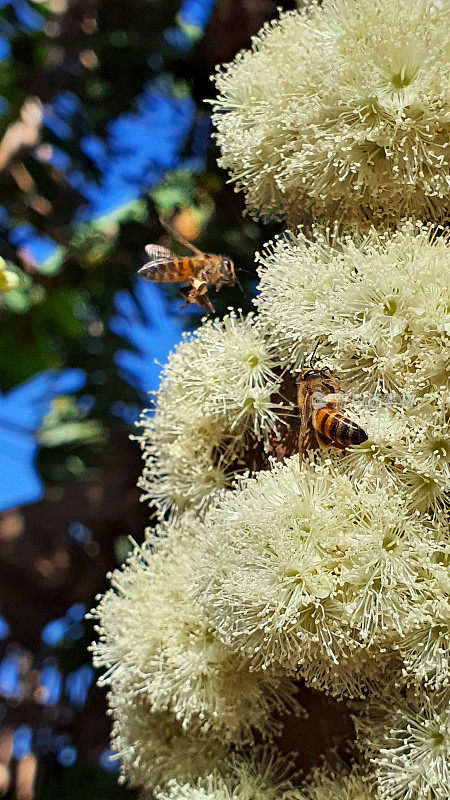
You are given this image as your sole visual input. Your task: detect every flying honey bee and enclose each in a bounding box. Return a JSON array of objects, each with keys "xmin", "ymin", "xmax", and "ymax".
[
  {"xmin": 296, "ymin": 364, "xmax": 368, "ymax": 465},
  {"xmin": 138, "ymin": 217, "xmax": 236, "ymax": 313}
]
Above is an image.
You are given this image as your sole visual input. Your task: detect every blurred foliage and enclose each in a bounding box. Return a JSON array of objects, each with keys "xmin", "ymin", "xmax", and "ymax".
[
  {"xmin": 40, "ymin": 763, "xmax": 137, "ymax": 800},
  {"xmin": 0, "ymin": 0, "xmax": 294, "ymax": 796}
]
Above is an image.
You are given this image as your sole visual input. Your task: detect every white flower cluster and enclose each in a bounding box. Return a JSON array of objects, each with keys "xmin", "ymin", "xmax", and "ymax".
[
  {"xmin": 156, "ymin": 747, "xmax": 302, "ymax": 800},
  {"xmin": 93, "ymin": 1, "xmax": 450, "ymax": 798},
  {"xmin": 107, "ymin": 691, "xmax": 226, "ymax": 793},
  {"xmin": 299, "ymin": 756, "xmax": 378, "ymax": 800},
  {"xmin": 92, "ymin": 527, "xmax": 302, "ymax": 746},
  {"xmin": 212, "ymin": 0, "xmax": 450, "ymax": 229},
  {"xmin": 395, "ymin": 595, "xmax": 450, "ymax": 689},
  {"xmin": 355, "ymin": 687, "xmax": 450, "ymax": 800},
  {"xmin": 256, "ymin": 223, "xmax": 450, "ymax": 518},
  {"xmin": 192, "ymin": 457, "xmax": 445, "ymax": 698},
  {"xmin": 138, "ymin": 311, "xmax": 282, "ymax": 519}
]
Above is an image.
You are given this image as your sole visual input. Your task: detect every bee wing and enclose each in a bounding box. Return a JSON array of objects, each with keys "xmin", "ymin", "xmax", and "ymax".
[
  {"xmin": 322, "ymin": 392, "xmax": 346, "ymax": 409},
  {"xmin": 297, "ymin": 388, "xmax": 313, "ymax": 466},
  {"xmin": 139, "ymin": 245, "xmax": 177, "ymax": 281},
  {"xmin": 144, "ymin": 244, "xmax": 174, "ymax": 261}
]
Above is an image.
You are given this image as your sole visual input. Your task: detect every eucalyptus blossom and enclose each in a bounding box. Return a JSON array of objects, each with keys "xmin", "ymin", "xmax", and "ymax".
[
  {"xmin": 212, "ymin": 0, "xmax": 450, "ymax": 228},
  {"xmin": 93, "ymin": 0, "xmax": 450, "ymax": 796}
]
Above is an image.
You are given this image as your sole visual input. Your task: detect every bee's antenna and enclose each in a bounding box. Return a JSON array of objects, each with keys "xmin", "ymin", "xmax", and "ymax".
[
  {"xmin": 309, "ymin": 340, "xmax": 321, "ymax": 367},
  {"xmin": 235, "ymin": 274, "xmax": 245, "ymax": 295}
]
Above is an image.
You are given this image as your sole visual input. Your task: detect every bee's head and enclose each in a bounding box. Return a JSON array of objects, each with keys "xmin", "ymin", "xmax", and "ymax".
[
  {"xmin": 220, "ymin": 257, "xmax": 235, "ymax": 285},
  {"xmin": 300, "ymin": 366, "xmax": 332, "ymax": 381}
]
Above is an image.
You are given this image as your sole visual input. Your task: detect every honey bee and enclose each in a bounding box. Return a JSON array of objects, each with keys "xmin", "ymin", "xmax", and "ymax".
[
  {"xmin": 138, "ymin": 218, "xmax": 236, "ymax": 313},
  {"xmin": 296, "ymin": 365, "xmax": 368, "ymax": 465}
]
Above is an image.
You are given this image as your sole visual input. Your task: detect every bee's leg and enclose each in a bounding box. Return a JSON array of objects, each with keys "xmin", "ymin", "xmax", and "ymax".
[
  {"xmin": 300, "ymin": 427, "xmax": 320, "ymax": 462},
  {"xmin": 180, "ymin": 286, "xmax": 214, "ymax": 314},
  {"xmin": 297, "ymin": 390, "xmax": 313, "ymax": 467},
  {"xmin": 190, "ymin": 278, "xmax": 213, "ymax": 310},
  {"xmin": 191, "ymin": 278, "xmax": 208, "ymax": 295},
  {"xmin": 159, "ymin": 215, "xmax": 204, "ymax": 256},
  {"xmin": 179, "ymin": 286, "xmax": 195, "ymax": 309},
  {"xmin": 197, "ymin": 293, "xmax": 214, "ymax": 313}
]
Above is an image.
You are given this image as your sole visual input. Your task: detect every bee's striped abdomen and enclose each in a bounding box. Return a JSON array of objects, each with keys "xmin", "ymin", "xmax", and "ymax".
[
  {"xmin": 314, "ymin": 408, "xmax": 368, "ymax": 447},
  {"xmin": 139, "ymin": 257, "xmax": 203, "ymax": 284}
]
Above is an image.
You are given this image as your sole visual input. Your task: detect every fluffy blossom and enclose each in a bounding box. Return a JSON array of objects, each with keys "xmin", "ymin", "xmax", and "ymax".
[
  {"xmin": 299, "ymin": 757, "xmax": 378, "ymax": 800},
  {"xmin": 156, "ymin": 747, "xmax": 302, "ymax": 800},
  {"xmin": 91, "ymin": 1, "xmax": 450, "ymax": 796},
  {"xmin": 138, "ymin": 311, "xmax": 282, "ymax": 519},
  {"xmin": 394, "ymin": 593, "xmax": 450, "ymax": 690},
  {"xmin": 355, "ymin": 687, "xmax": 450, "ymax": 800},
  {"xmin": 92, "ymin": 528, "xmax": 301, "ymax": 742},
  {"xmin": 212, "ymin": 0, "xmax": 450, "ymax": 228},
  {"xmin": 193, "ymin": 456, "xmax": 441, "ymax": 698},
  {"xmin": 108, "ymin": 690, "xmax": 226, "ymax": 792},
  {"xmin": 256, "ymin": 223, "xmax": 450, "ymax": 517}
]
